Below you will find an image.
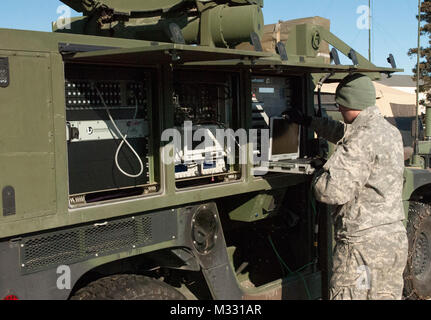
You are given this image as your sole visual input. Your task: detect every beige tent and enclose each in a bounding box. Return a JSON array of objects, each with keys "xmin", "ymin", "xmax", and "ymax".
[{"xmin": 317, "ymin": 82, "xmax": 417, "ymax": 118}]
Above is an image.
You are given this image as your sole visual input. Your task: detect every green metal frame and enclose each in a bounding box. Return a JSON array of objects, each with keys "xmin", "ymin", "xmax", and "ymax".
[{"xmin": 0, "ymin": 29, "xmax": 309, "ymax": 239}]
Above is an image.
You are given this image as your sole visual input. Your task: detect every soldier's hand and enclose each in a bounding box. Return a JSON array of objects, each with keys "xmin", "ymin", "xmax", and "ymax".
[
  {"xmin": 282, "ymin": 108, "xmax": 312, "ymax": 126},
  {"xmin": 311, "ymin": 158, "xmax": 326, "ymax": 170}
]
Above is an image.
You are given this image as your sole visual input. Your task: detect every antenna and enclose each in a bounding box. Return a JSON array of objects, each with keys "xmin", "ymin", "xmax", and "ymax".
[
  {"xmin": 368, "ymin": 0, "xmax": 372, "ymax": 62},
  {"xmin": 413, "ymin": 0, "xmax": 422, "ymax": 163}
]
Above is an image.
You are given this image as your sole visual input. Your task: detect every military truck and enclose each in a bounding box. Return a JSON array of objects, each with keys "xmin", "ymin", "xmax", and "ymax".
[
  {"xmin": 401, "ymin": 100, "xmax": 431, "ymax": 299},
  {"xmin": 0, "ymin": 0, "xmax": 404, "ymax": 300}
]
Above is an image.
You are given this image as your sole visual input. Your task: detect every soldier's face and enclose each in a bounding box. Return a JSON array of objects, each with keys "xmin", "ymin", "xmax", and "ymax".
[{"xmin": 338, "ymin": 104, "xmax": 361, "ymax": 124}]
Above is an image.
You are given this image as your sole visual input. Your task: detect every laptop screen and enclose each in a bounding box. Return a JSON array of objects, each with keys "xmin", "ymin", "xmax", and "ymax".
[{"xmin": 270, "ymin": 117, "xmax": 300, "ymax": 161}]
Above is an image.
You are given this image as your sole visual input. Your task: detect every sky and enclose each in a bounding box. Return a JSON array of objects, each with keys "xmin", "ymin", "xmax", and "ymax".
[{"xmin": 0, "ymin": 0, "xmax": 422, "ymax": 75}]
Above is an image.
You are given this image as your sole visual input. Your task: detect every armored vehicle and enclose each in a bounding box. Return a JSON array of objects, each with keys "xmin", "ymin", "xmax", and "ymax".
[{"xmin": 0, "ymin": 0, "xmax": 404, "ymax": 300}]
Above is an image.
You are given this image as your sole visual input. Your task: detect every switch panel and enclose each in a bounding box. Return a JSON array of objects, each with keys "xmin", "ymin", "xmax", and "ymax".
[{"xmin": 65, "ymin": 80, "xmax": 148, "ymax": 111}]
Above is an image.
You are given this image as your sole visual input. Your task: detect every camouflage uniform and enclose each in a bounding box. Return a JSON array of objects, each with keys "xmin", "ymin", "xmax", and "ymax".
[{"xmin": 311, "ymin": 106, "xmax": 408, "ymax": 300}]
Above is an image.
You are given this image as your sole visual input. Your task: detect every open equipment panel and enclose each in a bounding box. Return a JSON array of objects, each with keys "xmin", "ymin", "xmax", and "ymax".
[
  {"xmin": 173, "ymin": 70, "xmax": 242, "ymax": 188},
  {"xmin": 251, "ymin": 75, "xmax": 315, "ymax": 176},
  {"xmin": 64, "ymin": 64, "xmax": 157, "ymax": 206},
  {"xmin": 61, "ymin": 45, "xmax": 271, "ymax": 205}
]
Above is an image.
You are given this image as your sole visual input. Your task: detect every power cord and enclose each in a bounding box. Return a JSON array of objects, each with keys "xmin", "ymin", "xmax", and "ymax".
[
  {"xmin": 95, "ymin": 85, "xmax": 144, "ymax": 178},
  {"xmin": 268, "ymin": 235, "xmax": 313, "ymax": 300}
]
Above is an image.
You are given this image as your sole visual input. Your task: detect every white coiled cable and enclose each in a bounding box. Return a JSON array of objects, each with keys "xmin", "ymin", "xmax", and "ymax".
[{"xmin": 95, "ymin": 86, "xmax": 144, "ymax": 178}]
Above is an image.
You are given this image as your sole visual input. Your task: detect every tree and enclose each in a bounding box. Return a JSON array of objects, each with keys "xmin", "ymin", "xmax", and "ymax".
[{"xmin": 408, "ymin": 0, "xmax": 431, "ymax": 106}]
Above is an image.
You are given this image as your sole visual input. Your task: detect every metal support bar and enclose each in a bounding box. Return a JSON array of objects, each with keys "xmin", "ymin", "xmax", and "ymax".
[
  {"xmin": 314, "ymin": 25, "xmax": 375, "ymax": 69},
  {"xmin": 330, "ymin": 48, "xmax": 340, "ymax": 65},
  {"xmin": 348, "ymin": 49, "xmax": 359, "ymax": 66},
  {"xmin": 276, "ymin": 41, "xmax": 288, "ymax": 61},
  {"xmin": 250, "ymin": 32, "xmax": 263, "ymax": 52},
  {"xmin": 387, "ymin": 54, "xmax": 396, "ymax": 69},
  {"xmin": 167, "ymin": 23, "xmax": 186, "ymax": 44}
]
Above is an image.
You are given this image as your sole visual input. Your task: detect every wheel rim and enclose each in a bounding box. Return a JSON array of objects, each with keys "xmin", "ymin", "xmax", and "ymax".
[{"xmin": 413, "ymin": 232, "xmax": 431, "ymax": 280}]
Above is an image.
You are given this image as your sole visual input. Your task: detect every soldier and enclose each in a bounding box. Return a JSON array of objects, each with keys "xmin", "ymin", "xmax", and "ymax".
[{"xmin": 286, "ymin": 73, "xmax": 408, "ymax": 300}]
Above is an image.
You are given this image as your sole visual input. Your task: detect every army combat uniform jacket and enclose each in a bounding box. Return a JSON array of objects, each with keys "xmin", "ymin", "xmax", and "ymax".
[{"xmin": 311, "ymin": 106, "xmax": 408, "ymax": 300}]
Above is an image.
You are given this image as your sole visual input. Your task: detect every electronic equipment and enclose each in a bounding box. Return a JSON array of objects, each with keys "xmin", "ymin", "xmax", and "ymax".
[
  {"xmin": 251, "ymin": 76, "xmax": 297, "ymax": 168},
  {"xmin": 172, "ymin": 71, "xmax": 237, "ymax": 184},
  {"xmin": 258, "ymin": 117, "xmax": 314, "ymax": 175},
  {"xmin": 64, "ymin": 64, "xmax": 155, "ymax": 204},
  {"xmin": 259, "ymin": 158, "xmax": 315, "ymax": 175},
  {"xmin": 174, "ymin": 125, "xmax": 227, "ymax": 179},
  {"xmin": 251, "ymin": 76, "xmax": 315, "ymax": 175},
  {"xmin": 251, "ymin": 76, "xmax": 294, "ymax": 119},
  {"xmin": 269, "ymin": 117, "xmax": 300, "ymax": 161}
]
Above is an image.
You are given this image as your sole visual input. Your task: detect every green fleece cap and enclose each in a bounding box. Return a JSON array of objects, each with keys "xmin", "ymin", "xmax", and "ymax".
[{"xmin": 335, "ymin": 73, "xmax": 376, "ymax": 110}]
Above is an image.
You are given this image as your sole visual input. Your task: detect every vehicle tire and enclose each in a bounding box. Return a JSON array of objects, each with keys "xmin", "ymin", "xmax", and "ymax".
[
  {"xmin": 403, "ymin": 202, "xmax": 431, "ymax": 300},
  {"xmin": 70, "ymin": 274, "xmax": 186, "ymax": 300}
]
